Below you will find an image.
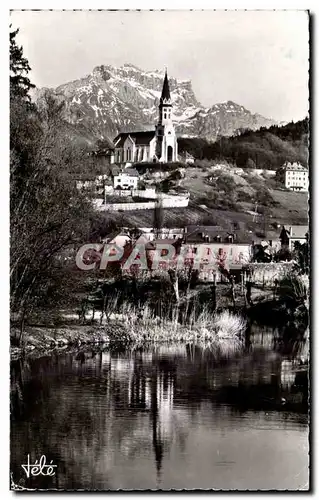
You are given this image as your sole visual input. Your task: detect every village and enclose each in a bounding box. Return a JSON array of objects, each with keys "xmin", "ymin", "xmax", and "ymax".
[
  {"xmin": 73, "ymin": 71, "xmax": 309, "ymax": 289},
  {"xmin": 9, "ymin": 10, "xmax": 310, "ymax": 492}
]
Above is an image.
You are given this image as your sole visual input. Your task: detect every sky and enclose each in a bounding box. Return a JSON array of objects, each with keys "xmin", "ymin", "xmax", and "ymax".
[{"xmin": 10, "ymin": 10, "xmax": 309, "ymax": 122}]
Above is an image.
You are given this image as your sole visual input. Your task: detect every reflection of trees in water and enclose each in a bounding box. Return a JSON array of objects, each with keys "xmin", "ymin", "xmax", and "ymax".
[
  {"xmin": 248, "ymin": 320, "xmax": 308, "ymax": 358},
  {"xmin": 11, "ymin": 350, "xmax": 189, "ymax": 488},
  {"xmin": 11, "ymin": 353, "xmax": 114, "ymax": 489},
  {"xmin": 11, "ymin": 340, "xmax": 309, "ymax": 489}
]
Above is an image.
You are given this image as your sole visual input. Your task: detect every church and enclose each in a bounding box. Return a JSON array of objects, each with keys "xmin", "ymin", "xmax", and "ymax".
[{"xmin": 112, "ymin": 70, "xmax": 178, "ymax": 164}]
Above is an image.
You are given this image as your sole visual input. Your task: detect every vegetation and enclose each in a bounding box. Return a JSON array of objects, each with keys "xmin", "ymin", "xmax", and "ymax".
[
  {"xmin": 11, "ymin": 298, "xmax": 246, "ymax": 356},
  {"xmin": 178, "ymin": 119, "xmax": 308, "ymax": 170},
  {"xmin": 10, "ymin": 27, "xmax": 309, "ymax": 357},
  {"xmin": 105, "ymin": 305, "xmax": 246, "ymax": 349},
  {"xmin": 10, "ymin": 27, "xmax": 95, "ymax": 342},
  {"xmin": 132, "ymin": 161, "xmax": 186, "ymax": 174},
  {"xmin": 277, "ymin": 273, "xmax": 309, "ymax": 307}
]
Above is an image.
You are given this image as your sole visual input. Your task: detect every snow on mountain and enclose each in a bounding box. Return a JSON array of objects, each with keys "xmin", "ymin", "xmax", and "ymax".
[{"xmin": 33, "ymin": 64, "xmax": 277, "ymax": 143}]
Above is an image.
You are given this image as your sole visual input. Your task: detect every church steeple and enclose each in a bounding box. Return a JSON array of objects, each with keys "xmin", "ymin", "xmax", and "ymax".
[
  {"xmin": 155, "ymin": 68, "xmax": 178, "ymax": 163},
  {"xmin": 160, "ymin": 69, "xmax": 171, "ymax": 105},
  {"xmin": 158, "ymin": 69, "xmax": 173, "ymax": 127}
]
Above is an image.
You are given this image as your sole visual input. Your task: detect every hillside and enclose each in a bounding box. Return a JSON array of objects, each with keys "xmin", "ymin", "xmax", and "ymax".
[
  {"xmin": 32, "ymin": 64, "xmax": 276, "ymax": 143},
  {"xmin": 93, "ymin": 160, "xmax": 308, "ymax": 242},
  {"xmin": 178, "ymin": 119, "xmax": 309, "ymax": 170}
]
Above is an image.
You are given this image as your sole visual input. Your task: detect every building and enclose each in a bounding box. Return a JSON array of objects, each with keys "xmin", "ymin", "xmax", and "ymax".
[
  {"xmin": 75, "ymin": 173, "xmax": 111, "ymax": 196},
  {"xmin": 183, "ymin": 226, "xmax": 252, "ymax": 273},
  {"xmin": 102, "ymin": 231, "xmax": 131, "ymax": 247},
  {"xmin": 140, "ymin": 227, "xmax": 185, "ymax": 241},
  {"xmin": 185, "ymin": 225, "xmax": 239, "ymax": 244},
  {"xmin": 280, "ymin": 225, "xmax": 309, "ymax": 251},
  {"xmin": 111, "ymin": 166, "xmax": 139, "ymax": 189},
  {"xmin": 178, "ymin": 151, "xmax": 195, "ymax": 164},
  {"xmin": 284, "ymin": 162, "xmax": 309, "ymax": 192},
  {"xmin": 113, "ymin": 70, "xmax": 178, "ymax": 164},
  {"xmin": 89, "ymin": 137, "xmax": 115, "ymax": 165}
]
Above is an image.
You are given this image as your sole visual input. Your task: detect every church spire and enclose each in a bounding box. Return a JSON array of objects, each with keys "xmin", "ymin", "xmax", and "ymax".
[{"xmin": 160, "ymin": 68, "xmax": 171, "ymax": 104}]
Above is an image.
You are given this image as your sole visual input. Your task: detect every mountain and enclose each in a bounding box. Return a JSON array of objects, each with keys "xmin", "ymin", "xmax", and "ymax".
[{"xmin": 33, "ymin": 64, "xmax": 277, "ymax": 143}]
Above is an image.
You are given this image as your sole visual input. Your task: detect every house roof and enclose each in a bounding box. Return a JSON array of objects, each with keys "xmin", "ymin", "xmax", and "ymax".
[
  {"xmin": 284, "ymin": 162, "xmax": 308, "ymax": 172},
  {"xmin": 185, "ymin": 225, "xmax": 253, "ymax": 244},
  {"xmin": 288, "ymin": 225, "xmax": 309, "ymax": 238},
  {"xmin": 113, "ymin": 131, "xmax": 156, "ymax": 147},
  {"xmin": 111, "ymin": 166, "xmax": 139, "ymax": 177},
  {"xmin": 124, "ymin": 168, "xmax": 139, "ymax": 177},
  {"xmin": 185, "ymin": 226, "xmax": 225, "ymax": 242}
]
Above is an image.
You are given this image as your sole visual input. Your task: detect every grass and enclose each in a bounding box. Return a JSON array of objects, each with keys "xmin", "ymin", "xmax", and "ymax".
[
  {"xmin": 11, "ymin": 301, "xmax": 246, "ymax": 359},
  {"xmin": 98, "ymin": 178, "xmax": 307, "ymax": 237},
  {"xmin": 103, "ymin": 298, "xmax": 246, "ymax": 350}
]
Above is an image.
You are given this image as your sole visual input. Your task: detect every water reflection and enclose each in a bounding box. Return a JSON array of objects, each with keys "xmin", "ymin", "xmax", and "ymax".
[{"xmin": 11, "ymin": 324, "xmax": 309, "ymax": 490}]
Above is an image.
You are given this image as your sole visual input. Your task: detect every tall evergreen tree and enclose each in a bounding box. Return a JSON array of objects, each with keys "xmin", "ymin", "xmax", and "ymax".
[{"xmin": 10, "ymin": 25, "xmax": 35, "ymax": 100}]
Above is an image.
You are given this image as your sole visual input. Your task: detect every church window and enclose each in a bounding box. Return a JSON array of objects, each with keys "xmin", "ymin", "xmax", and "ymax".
[{"xmin": 164, "ymin": 112, "xmax": 167, "ymax": 119}]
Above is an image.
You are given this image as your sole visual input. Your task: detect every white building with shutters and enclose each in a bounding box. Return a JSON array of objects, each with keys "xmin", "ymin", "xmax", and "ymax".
[{"xmin": 284, "ymin": 162, "xmax": 309, "ymax": 192}]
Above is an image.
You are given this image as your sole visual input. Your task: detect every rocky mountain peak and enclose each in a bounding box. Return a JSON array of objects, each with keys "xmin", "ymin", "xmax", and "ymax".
[{"xmin": 34, "ymin": 64, "xmax": 277, "ymax": 143}]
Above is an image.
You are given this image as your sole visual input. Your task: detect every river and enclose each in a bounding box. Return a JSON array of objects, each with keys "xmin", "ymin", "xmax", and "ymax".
[{"xmin": 10, "ymin": 323, "xmax": 309, "ymax": 491}]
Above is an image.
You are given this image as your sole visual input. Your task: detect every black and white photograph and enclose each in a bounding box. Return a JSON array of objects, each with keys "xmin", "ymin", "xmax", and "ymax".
[{"xmin": 9, "ymin": 9, "xmax": 309, "ymax": 491}]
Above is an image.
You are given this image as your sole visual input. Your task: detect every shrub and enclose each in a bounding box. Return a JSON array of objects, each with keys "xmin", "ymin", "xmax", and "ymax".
[
  {"xmin": 277, "ymin": 273, "xmax": 309, "ymax": 305},
  {"xmin": 237, "ymin": 189, "xmax": 253, "ymax": 203}
]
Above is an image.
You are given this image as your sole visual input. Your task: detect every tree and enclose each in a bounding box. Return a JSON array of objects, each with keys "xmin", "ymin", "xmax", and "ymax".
[
  {"xmin": 11, "ymin": 96, "xmax": 93, "ymax": 329},
  {"xmin": 10, "ymin": 31, "xmax": 94, "ymax": 341},
  {"xmin": 252, "ymin": 244, "xmax": 272, "ymax": 263},
  {"xmin": 292, "ymin": 240, "xmax": 309, "ymax": 275},
  {"xmin": 274, "ymin": 248, "xmax": 292, "ymax": 262},
  {"xmin": 246, "ymin": 158, "xmax": 256, "ymax": 170},
  {"xmin": 10, "ymin": 26, "xmax": 35, "ymax": 101}
]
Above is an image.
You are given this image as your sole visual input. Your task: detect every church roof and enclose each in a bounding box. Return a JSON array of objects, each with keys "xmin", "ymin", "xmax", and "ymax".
[
  {"xmin": 114, "ymin": 131, "xmax": 156, "ymax": 147},
  {"xmin": 160, "ymin": 70, "xmax": 171, "ymax": 104}
]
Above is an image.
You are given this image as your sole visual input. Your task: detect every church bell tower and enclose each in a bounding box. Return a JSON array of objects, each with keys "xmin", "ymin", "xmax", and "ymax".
[{"xmin": 155, "ymin": 69, "xmax": 178, "ymax": 163}]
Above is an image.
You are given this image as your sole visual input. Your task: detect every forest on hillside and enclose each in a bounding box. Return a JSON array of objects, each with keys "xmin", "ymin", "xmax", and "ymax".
[{"xmin": 178, "ymin": 119, "xmax": 309, "ymax": 171}]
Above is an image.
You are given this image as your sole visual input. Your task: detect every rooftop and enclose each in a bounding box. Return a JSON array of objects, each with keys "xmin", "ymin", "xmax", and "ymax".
[
  {"xmin": 111, "ymin": 166, "xmax": 139, "ymax": 177},
  {"xmin": 113, "ymin": 131, "xmax": 156, "ymax": 147},
  {"xmin": 185, "ymin": 225, "xmax": 253, "ymax": 244},
  {"xmin": 146, "ymin": 238, "xmax": 182, "ymax": 250},
  {"xmin": 288, "ymin": 225, "xmax": 309, "ymax": 238},
  {"xmin": 284, "ymin": 162, "xmax": 308, "ymax": 172}
]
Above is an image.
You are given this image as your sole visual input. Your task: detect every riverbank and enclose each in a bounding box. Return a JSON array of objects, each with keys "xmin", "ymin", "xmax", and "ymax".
[{"xmin": 10, "ymin": 310, "xmax": 246, "ymax": 360}]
